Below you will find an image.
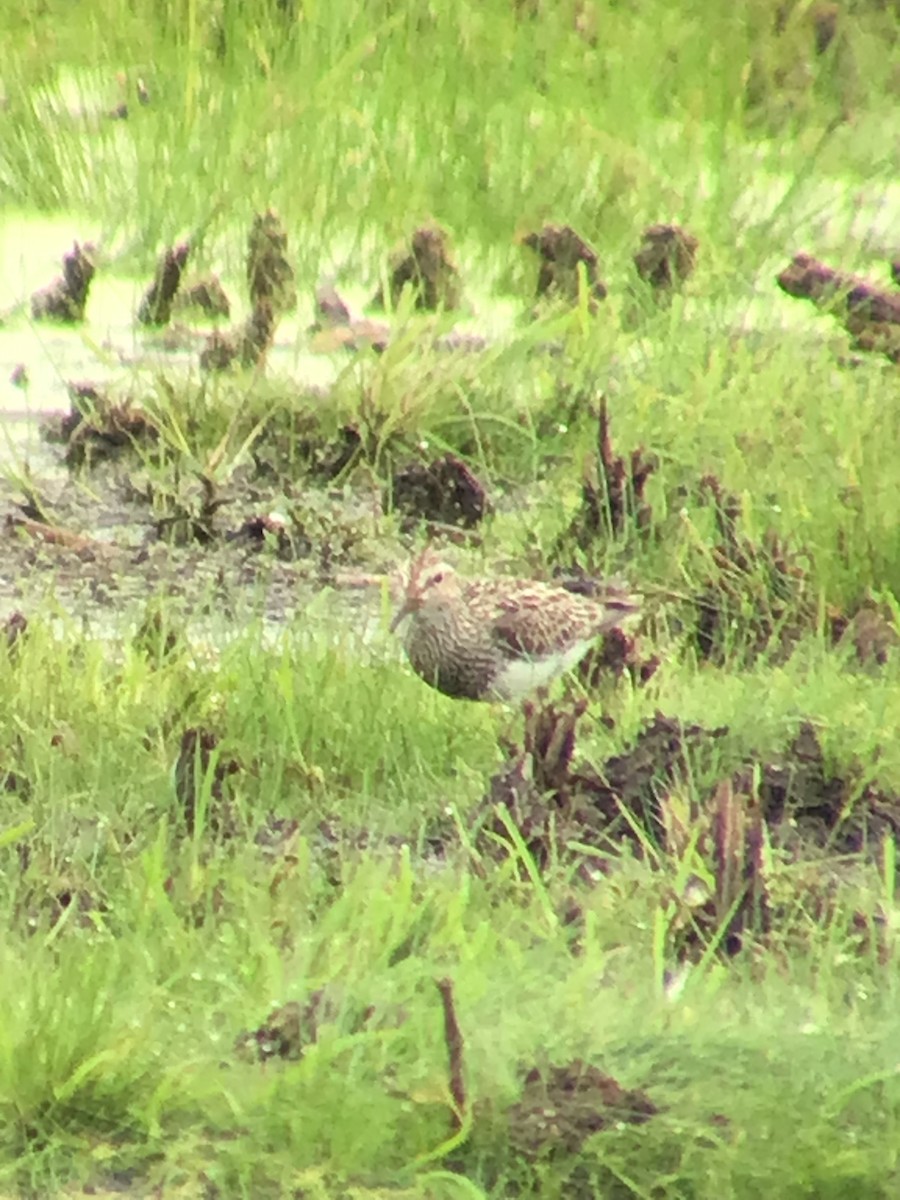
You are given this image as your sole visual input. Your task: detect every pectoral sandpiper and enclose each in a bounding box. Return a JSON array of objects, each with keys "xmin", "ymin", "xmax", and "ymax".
[{"xmin": 390, "ymin": 551, "xmax": 640, "ymax": 701}]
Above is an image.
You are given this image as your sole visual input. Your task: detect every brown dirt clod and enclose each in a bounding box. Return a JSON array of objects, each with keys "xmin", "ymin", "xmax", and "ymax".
[
  {"xmin": 172, "ymin": 273, "xmax": 231, "ymax": 319},
  {"xmin": 309, "ymin": 281, "xmax": 392, "ymax": 352},
  {"xmin": 390, "ymin": 454, "xmax": 489, "ymax": 531},
  {"xmin": 576, "ymin": 625, "xmax": 661, "ymax": 691},
  {"xmin": 200, "ymin": 300, "xmax": 278, "ymax": 372},
  {"xmin": 522, "ymin": 224, "xmax": 608, "ymax": 310},
  {"xmin": 776, "ymin": 253, "xmax": 900, "ymax": 363},
  {"xmin": 633, "ymin": 223, "xmax": 699, "ymax": 291},
  {"xmin": 505, "ymin": 1061, "xmax": 657, "ymax": 1159},
  {"xmin": 60, "ymin": 384, "xmax": 159, "ymax": 467},
  {"xmin": 829, "ymin": 598, "xmax": 899, "ymax": 666},
  {"xmin": 480, "ymin": 702, "xmax": 730, "ymax": 873},
  {"xmin": 372, "ymin": 224, "xmax": 462, "ymax": 312},
  {"xmin": 137, "ymin": 242, "xmax": 191, "ymax": 327},
  {"xmin": 226, "ymin": 512, "xmax": 294, "ymax": 557},
  {"xmin": 4, "ymin": 611, "xmax": 28, "ymax": 658},
  {"xmin": 31, "ymin": 242, "xmax": 96, "ymax": 323},
  {"xmin": 1, "ymin": 763, "xmax": 30, "ymax": 798},
  {"xmin": 15, "ymin": 842, "xmax": 106, "ymax": 933},
  {"xmin": 479, "ymin": 705, "xmax": 730, "ymax": 872},
  {"xmin": 311, "ymin": 320, "xmax": 391, "ymax": 354},
  {"xmin": 294, "ymin": 424, "xmax": 363, "ymax": 481},
  {"xmin": 253, "ymin": 813, "xmax": 301, "ymax": 861},
  {"xmin": 809, "ymin": 1, "xmax": 840, "ymax": 54},
  {"xmin": 247, "ymin": 208, "xmax": 297, "ymax": 315},
  {"xmin": 234, "ymin": 992, "xmax": 378, "ymax": 1064},
  {"xmin": 201, "ymin": 209, "xmax": 294, "ymax": 371},
  {"xmin": 483, "ymin": 702, "xmax": 900, "ymax": 958},
  {"xmin": 235, "ymin": 1000, "xmax": 306, "ymax": 1063},
  {"xmin": 313, "ymin": 281, "xmax": 353, "ymax": 328},
  {"xmin": 738, "ymin": 720, "xmax": 900, "ymax": 854}
]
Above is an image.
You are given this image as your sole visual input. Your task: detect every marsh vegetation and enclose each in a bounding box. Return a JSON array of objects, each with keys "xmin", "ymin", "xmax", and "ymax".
[{"xmin": 0, "ymin": 0, "xmax": 899, "ymax": 1195}]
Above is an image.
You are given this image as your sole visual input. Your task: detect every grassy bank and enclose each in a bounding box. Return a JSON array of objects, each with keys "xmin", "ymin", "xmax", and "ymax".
[{"xmin": 1, "ymin": 613, "xmax": 900, "ymax": 1196}]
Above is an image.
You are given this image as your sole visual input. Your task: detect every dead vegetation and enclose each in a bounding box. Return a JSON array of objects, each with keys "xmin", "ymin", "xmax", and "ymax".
[
  {"xmin": 553, "ymin": 396, "xmax": 657, "ymax": 561},
  {"xmin": 137, "ymin": 242, "xmax": 191, "ymax": 326},
  {"xmin": 692, "ymin": 474, "xmax": 813, "ymax": 665},
  {"xmin": 5, "ymin": 513, "xmax": 111, "ymax": 559},
  {"xmin": 30, "ymin": 242, "xmax": 96, "ymax": 323}
]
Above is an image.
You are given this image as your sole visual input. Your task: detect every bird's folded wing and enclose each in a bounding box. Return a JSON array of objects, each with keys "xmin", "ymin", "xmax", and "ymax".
[{"xmin": 490, "ymin": 598, "xmax": 566, "ymax": 660}]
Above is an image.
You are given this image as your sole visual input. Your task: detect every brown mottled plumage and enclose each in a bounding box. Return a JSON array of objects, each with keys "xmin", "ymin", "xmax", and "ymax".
[{"xmin": 390, "ymin": 552, "xmax": 640, "ymax": 701}]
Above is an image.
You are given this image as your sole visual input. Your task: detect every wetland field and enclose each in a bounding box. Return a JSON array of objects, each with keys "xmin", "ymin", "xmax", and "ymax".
[{"xmin": 1, "ymin": 0, "xmax": 900, "ymax": 1195}]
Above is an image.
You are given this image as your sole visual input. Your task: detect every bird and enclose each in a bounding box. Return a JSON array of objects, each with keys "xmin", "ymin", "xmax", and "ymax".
[{"xmin": 389, "ymin": 550, "xmax": 640, "ymax": 701}]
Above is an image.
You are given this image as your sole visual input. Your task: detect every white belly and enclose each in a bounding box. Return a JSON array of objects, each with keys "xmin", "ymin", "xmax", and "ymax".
[{"xmin": 489, "ymin": 640, "xmax": 594, "ymax": 700}]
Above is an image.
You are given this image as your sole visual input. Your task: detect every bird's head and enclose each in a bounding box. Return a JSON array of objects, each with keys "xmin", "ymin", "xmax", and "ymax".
[{"xmin": 389, "ymin": 550, "xmax": 460, "ymax": 633}]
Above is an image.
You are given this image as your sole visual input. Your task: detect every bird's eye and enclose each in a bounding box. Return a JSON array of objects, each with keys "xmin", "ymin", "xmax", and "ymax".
[{"xmin": 431, "ymin": 572, "xmax": 445, "ymax": 585}]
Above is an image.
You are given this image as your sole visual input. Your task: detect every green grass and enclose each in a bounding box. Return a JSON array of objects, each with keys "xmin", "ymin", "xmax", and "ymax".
[
  {"xmin": 2, "ymin": 0, "xmax": 900, "ymax": 1194},
  {"xmin": 1, "ymin": 607, "xmax": 900, "ymax": 1195},
  {"xmin": 2, "ymin": 0, "xmax": 897, "ymax": 272}
]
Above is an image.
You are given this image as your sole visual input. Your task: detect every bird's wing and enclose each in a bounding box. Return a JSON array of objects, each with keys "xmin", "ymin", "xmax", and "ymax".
[
  {"xmin": 489, "ymin": 586, "xmax": 638, "ymax": 661},
  {"xmin": 489, "ymin": 591, "xmax": 566, "ymax": 660}
]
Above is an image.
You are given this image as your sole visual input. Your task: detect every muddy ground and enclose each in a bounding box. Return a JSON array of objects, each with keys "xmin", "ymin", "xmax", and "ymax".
[{"xmin": 0, "ymin": 460, "xmax": 390, "ymax": 637}]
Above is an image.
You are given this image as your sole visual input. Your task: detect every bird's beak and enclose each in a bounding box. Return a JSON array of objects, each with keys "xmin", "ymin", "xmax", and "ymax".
[{"xmin": 389, "ymin": 601, "xmax": 412, "ymax": 634}]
